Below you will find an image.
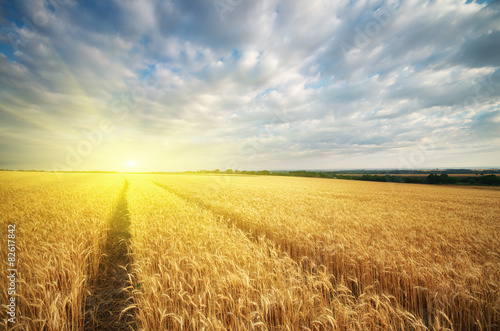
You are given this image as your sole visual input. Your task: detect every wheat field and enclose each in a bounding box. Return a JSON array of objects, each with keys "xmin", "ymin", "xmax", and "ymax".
[
  {"xmin": 0, "ymin": 172, "xmax": 124, "ymax": 330},
  {"xmin": 1, "ymin": 172, "xmax": 499, "ymax": 330}
]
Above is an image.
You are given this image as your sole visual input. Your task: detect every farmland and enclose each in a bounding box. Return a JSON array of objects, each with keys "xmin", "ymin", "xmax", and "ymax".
[{"xmin": 1, "ymin": 171, "xmax": 500, "ymax": 330}]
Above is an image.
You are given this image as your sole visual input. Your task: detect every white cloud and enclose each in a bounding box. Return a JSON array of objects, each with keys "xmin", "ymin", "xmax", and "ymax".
[{"xmin": 0, "ymin": 0, "xmax": 499, "ymax": 171}]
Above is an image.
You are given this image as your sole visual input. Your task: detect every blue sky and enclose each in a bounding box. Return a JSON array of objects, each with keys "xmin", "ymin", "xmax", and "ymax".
[{"xmin": 0, "ymin": 0, "xmax": 499, "ymax": 171}]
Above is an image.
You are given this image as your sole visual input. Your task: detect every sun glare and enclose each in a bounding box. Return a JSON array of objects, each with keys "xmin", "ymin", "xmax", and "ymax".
[{"xmin": 125, "ymin": 160, "xmax": 137, "ymax": 168}]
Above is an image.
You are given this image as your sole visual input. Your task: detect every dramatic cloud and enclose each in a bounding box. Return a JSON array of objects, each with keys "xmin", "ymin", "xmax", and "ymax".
[{"xmin": 0, "ymin": 0, "xmax": 499, "ymax": 171}]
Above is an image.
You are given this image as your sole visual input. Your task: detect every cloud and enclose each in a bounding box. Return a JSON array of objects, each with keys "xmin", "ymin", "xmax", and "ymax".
[
  {"xmin": 470, "ymin": 110, "xmax": 500, "ymax": 138},
  {"xmin": 454, "ymin": 31, "xmax": 500, "ymax": 68},
  {"xmin": 0, "ymin": 0, "xmax": 499, "ymax": 171}
]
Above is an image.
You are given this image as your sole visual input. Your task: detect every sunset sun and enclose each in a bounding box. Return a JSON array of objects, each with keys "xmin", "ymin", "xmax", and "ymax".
[
  {"xmin": 0, "ymin": 0, "xmax": 498, "ymax": 329},
  {"xmin": 125, "ymin": 160, "xmax": 137, "ymax": 168}
]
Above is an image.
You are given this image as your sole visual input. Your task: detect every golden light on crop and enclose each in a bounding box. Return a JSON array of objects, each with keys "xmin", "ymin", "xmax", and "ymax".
[{"xmin": 1, "ymin": 172, "xmax": 499, "ymax": 330}]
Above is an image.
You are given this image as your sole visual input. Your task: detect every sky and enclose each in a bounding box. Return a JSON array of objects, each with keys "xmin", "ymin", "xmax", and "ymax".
[{"xmin": 0, "ymin": 0, "xmax": 499, "ymax": 172}]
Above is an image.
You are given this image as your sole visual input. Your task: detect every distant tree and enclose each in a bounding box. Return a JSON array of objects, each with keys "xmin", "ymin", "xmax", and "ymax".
[
  {"xmin": 468, "ymin": 178, "xmax": 477, "ymax": 185},
  {"xmin": 225, "ymin": 169, "xmax": 233, "ymax": 174},
  {"xmin": 481, "ymin": 175, "xmax": 498, "ymax": 185},
  {"xmin": 427, "ymin": 174, "xmax": 439, "ymax": 184},
  {"xmin": 214, "ymin": 169, "xmax": 220, "ymax": 173}
]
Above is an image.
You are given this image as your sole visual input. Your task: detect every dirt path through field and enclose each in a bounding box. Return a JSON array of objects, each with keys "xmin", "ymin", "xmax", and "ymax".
[{"xmin": 84, "ymin": 179, "xmax": 135, "ymax": 330}]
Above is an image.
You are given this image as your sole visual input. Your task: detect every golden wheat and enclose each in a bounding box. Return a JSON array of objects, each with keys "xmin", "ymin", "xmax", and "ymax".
[
  {"xmin": 1, "ymin": 172, "xmax": 498, "ymax": 330},
  {"xmin": 0, "ymin": 172, "xmax": 124, "ymax": 330},
  {"xmin": 126, "ymin": 176, "xmax": 422, "ymax": 330},
  {"xmin": 148, "ymin": 174, "xmax": 500, "ymax": 330}
]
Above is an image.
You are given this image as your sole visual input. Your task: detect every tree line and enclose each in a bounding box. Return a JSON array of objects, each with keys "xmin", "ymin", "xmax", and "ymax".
[{"xmin": 194, "ymin": 169, "xmax": 500, "ymax": 186}]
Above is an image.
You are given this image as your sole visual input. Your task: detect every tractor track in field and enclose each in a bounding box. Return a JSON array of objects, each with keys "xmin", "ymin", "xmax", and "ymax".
[
  {"xmin": 151, "ymin": 180, "xmax": 313, "ymax": 258},
  {"xmin": 151, "ymin": 181, "xmax": 266, "ymax": 242},
  {"xmin": 84, "ymin": 179, "xmax": 136, "ymax": 330},
  {"xmin": 151, "ymin": 180, "xmax": 440, "ymax": 327},
  {"xmin": 151, "ymin": 180, "xmax": 365, "ymax": 282},
  {"xmin": 151, "ymin": 181, "xmax": 309, "ymax": 268}
]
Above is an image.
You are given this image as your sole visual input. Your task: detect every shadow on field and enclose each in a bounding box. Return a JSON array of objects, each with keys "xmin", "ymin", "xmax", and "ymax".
[
  {"xmin": 84, "ymin": 179, "xmax": 136, "ymax": 330},
  {"xmin": 150, "ymin": 180, "xmax": 472, "ymax": 329},
  {"xmin": 152, "ymin": 181, "xmax": 262, "ymax": 241}
]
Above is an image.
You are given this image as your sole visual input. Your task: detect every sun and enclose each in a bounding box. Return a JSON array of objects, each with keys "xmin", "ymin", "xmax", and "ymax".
[{"xmin": 125, "ymin": 160, "xmax": 137, "ymax": 168}]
